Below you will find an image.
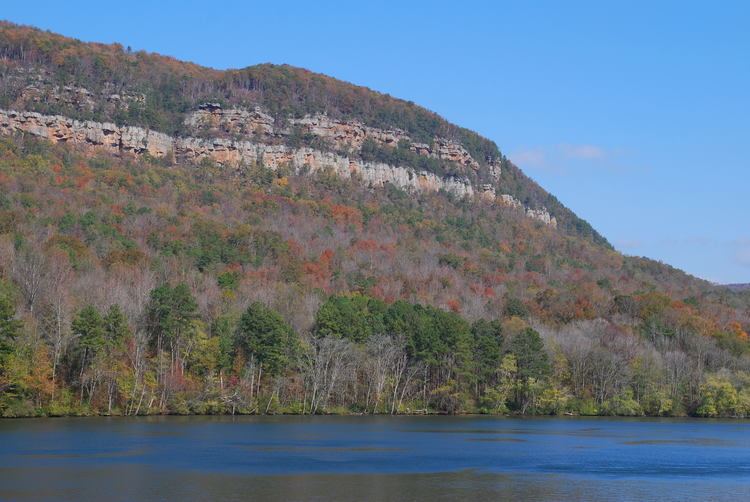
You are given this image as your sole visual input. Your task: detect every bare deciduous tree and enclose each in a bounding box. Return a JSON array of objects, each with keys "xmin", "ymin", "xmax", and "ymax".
[
  {"xmin": 12, "ymin": 248, "xmax": 48, "ymax": 314},
  {"xmin": 301, "ymin": 336, "xmax": 356, "ymax": 414}
]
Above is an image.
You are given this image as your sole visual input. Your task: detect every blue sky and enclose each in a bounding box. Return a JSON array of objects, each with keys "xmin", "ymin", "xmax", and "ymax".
[{"xmin": 4, "ymin": 1, "xmax": 749, "ymax": 283}]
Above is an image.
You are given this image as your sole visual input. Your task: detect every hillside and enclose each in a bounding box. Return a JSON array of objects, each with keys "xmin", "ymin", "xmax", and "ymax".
[
  {"xmin": 0, "ymin": 22, "xmax": 749, "ymax": 418},
  {"xmin": 0, "ymin": 21, "xmax": 605, "ymax": 245}
]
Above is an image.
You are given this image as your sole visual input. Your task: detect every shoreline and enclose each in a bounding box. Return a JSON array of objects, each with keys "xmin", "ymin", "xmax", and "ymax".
[{"xmin": 2, "ymin": 412, "xmax": 747, "ymax": 421}]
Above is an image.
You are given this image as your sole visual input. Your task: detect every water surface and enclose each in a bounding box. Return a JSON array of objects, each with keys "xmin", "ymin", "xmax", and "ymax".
[{"xmin": 1, "ymin": 416, "xmax": 749, "ymax": 501}]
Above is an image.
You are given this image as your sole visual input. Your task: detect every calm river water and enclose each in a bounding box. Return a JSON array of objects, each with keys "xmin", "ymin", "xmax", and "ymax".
[{"xmin": 0, "ymin": 416, "xmax": 749, "ymax": 501}]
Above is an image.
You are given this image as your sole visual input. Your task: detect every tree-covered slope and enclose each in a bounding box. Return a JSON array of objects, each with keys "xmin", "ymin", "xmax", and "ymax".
[
  {"xmin": 0, "ymin": 23, "xmax": 748, "ymax": 418},
  {"xmin": 0, "ymin": 136, "xmax": 748, "ymax": 417},
  {"xmin": 0, "ymin": 21, "xmax": 606, "ymax": 246}
]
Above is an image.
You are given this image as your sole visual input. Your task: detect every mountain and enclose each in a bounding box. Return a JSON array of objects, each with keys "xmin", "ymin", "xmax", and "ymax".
[
  {"xmin": 0, "ymin": 21, "xmax": 606, "ymax": 245},
  {"xmin": 0, "ymin": 22, "xmax": 748, "ymax": 418}
]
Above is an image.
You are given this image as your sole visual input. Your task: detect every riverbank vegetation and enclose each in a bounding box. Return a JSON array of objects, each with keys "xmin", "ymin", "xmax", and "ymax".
[{"xmin": 0, "ymin": 137, "xmax": 749, "ymax": 418}]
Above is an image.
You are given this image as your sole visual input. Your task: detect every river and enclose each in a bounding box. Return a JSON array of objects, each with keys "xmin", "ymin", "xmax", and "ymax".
[{"xmin": 1, "ymin": 416, "xmax": 749, "ymax": 501}]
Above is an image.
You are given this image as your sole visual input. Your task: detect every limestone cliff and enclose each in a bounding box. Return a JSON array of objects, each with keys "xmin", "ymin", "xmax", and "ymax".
[
  {"xmin": 0, "ymin": 108, "xmax": 556, "ymax": 227},
  {"xmin": 184, "ymin": 107, "xmax": 484, "ymax": 173}
]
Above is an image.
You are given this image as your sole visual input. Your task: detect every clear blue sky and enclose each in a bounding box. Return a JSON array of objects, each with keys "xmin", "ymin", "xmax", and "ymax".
[{"xmin": 4, "ymin": 1, "xmax": 749, "ymax": 283}]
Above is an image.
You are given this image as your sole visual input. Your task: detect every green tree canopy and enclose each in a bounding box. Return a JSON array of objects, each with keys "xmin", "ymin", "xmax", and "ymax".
[
  {"xmin": 236, "ymin": 302, "xmax": 299, "ymax": 376},
  {"xmin": 509, "ymin": 327, "xmax": 550, "ymax": 381},
  {"xmin": 0, "ymin": 295, "xmax": 21, "ymax": 368},
  {"xmin": 384, "ymin": 301, "xmax": 473, "ymax": 384},
  {"xmin": 146, "ymin": 283, "xmax": 198, "ymax": 352},
  {"xmin": 503, "ymin": 296, "xmax": 529, "ymax": 318},
  {"xmin": 314, "ymin": 294, "xmax": 386, "ymax": 343},
  {"xmin": 211, "ymin": 315, "xmax": 235, "ymax": 372},
  {"xmin": 471, "ymin": 319, "xmax": 504, "ymax": 387},
  {"xmin": 72, "ymin": 305, "xmax": 106, "ymax": 356},
  {"xmin": 103, "ymin": 304, "xmax": 130, "ymax": 351}
]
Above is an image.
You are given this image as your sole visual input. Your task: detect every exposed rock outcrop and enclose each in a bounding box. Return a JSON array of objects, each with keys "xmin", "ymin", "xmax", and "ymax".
[
  {"xmin": 498, "ymin": 193, "xmax": 523, "ymax": 209},
  {"xmin": 0, "ymin": 108, "xmax": 556, "ymax": 227},
  {"xmin": 8, "ymin": 73, "xmax": 493, "ymax": 179},
  {"xmin": 498, "ymin": 194, "xmax": 557, "ymax": 228},
  {"xmin": 526, "ymin": 208, "xmax": 557, "ymax": 227},
  {"xmin": 185, "ymin": 104, "xmax": 276, "ymax": 138},
  {"xmin": 185, "ymin": 107, "xmax": 484, "ymax": 173}
]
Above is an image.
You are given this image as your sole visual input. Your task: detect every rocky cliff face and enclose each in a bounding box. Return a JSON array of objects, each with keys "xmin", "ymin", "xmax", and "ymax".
[
  {"xmin": 0, "ymin": 108, "xmax": 556, "ymax": 227},
  {"xmin": 185, "ymin": 107, "xmax": 484, "ymax": 173},
  {"xmin": 8, "ymin": 70, "xmax": 486, "ymax": 177},
  {"xmin": 184, "ymin": 103, "xmax": 277, "ymax": 139}
]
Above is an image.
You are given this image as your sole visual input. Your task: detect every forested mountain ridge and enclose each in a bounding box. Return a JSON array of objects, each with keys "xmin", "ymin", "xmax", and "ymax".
[
  {"xmin": 0, "ymin": 21, "xmax": 603, "ymax": 243},
  {"xmin": 0, "ymin": 22, "xmax": 749, "ymax": 418}
]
